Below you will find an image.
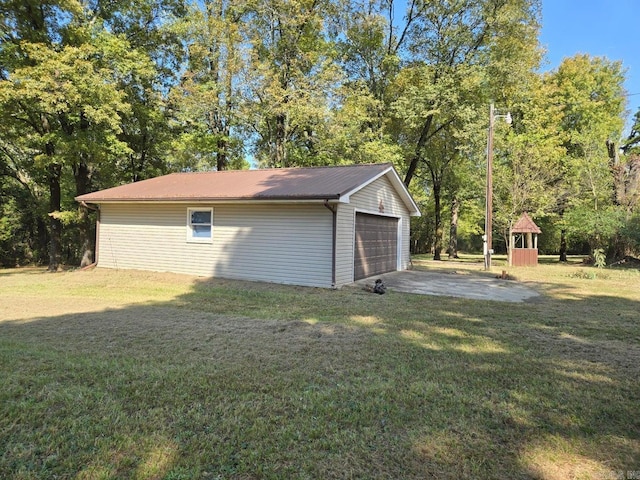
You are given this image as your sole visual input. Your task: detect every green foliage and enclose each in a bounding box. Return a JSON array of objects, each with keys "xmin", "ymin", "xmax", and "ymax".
[
  {"xmin": 592, "ymin": 248, "xmax": 606, "ymax": 268},
  {"xmin": 564, "ymin": 204, "xmax": 625, "ymax": 250},
  {"xmin": 543, "ymin": 54, "xmax": 630, "ymax": 258},
  {"xmin": 1, "ymin": 39, "xmax": 132, "ymax": 160},
  {"xmin": 49, "ymin": 209, "xmax": 80, "ymax": 226},
  {"xmin": 294, "ymin": 85, "xmax": 404, "ymax": 166},
  {"xmin": 244, "ymin": 0, "xmax": 343, "ymax": 167},
  {"xmin": 0, "ymin": 198, "xmax": 25, "ymax": 266},
  {"xmin": 167, "ymin": 0, "xmax": 247, "ymax": 171},
  {"xmin": 620, "ymin": 211, "xmax": 640, "ymax": 252},
  {"xmin": 493, "ymin": 75, "xmax": 566, "ymax": 245}
]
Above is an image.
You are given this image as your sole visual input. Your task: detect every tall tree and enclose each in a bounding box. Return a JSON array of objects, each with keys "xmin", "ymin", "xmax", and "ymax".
[
  {"xmin": 620, "ymin": 109, "xmax": 640, "ymax": 213},
  {"xmin": 0, "ymin": 40, "xmax": 134, "ymax": 268},
  {"xmin": 381, "ymin": 0, "xmax": 541, "ymax": 258},
  {"xmin": 169, "ymin": 0, "xmax": 247, "ymax": 171},
  {"xmin": 0, "ymin": 0, "xmax": 172, "ymax": 268},
  {"xmin": 244, "ymin": 0, "xmax": 341, "ymax": 167},
  {"xmin": 390, "ymin": 62, "xmax": 487, "ymax": 259},
  {"xmin": 94, "ymin": 0, "xmax": 186, "ymax": 182},
  {"xmin": 395, "ymin": 0, "xmax": 542, "ymax": 188},
  {"xmin": 549, "ymin": 54, "xmax": 626, "ymax": 260},
  {"xmin": 0, "ymin": 132, "xmax": 47, "ymax": 266}
]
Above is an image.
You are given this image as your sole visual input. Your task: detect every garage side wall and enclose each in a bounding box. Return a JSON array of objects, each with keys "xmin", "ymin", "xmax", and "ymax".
[
  {"xmin": 97, "ymin": 203, "xmax": 333, "ymax": 287},
  {"xmin": 334, "ymin": 174, "xmax": 411, "ymax": 286}
]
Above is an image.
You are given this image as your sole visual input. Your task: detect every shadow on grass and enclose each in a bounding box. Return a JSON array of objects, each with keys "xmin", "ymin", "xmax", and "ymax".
[{"xmin": 1, "ymin": 274, "xmax": 639, "ymax": 479}]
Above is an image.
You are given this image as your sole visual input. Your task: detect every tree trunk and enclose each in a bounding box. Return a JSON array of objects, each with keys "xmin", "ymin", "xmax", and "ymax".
[
  {"xmin": 74, "ymin": 161, "xmax": 94, "ymax": 267},
  {"xmin": 216, "ymin": 136, "xmax": 227, "ymax": 171},
  {"xmin": 403, "ymin": 114, "xmax": 434, "ymax": 187},
  {"xmin": 447, "ymin": 197, "xmax": 459, "ymax": 259},
  {"xmin": 47, "ymin": 162, "xmax": 62, "ymax": 272},
  {"xmin": 507, "ymin": 226, "xmax": 513, "ymax": 267},
  {"xmin": 432, "ymin": 183, "xmax": 442, "ymax": 260},
  {"xmin": 77, "ymin": 207, "xmax": 93, "ymax": 267},
  {"xmin": 606, "ymin": 139, "xmax": 624, "ymax": 206},
  {"xmin": 274, "ymin": 113, "xmax": 287, "ymax": 167},
  {"xmin": 37, "ymin": 217, "xmax": 48, "ymax": 265},
  {"xmin": 559, "ymin": 228, "xmax": 568, "ymax": 262},
  {"xmin": 131, "ymin": 148, "xmax": 147, "ymax": 182}
]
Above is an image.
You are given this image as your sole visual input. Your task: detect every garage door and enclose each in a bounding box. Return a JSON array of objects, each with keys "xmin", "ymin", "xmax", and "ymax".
[{"xmin": 354, "ymin": 213, "xmax": 398, "ymax": 280}]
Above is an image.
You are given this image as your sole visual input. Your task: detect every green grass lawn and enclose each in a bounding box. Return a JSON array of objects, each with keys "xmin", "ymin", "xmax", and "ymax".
[{"xmin": 0, "ymin": 259, "xmax": 639, "ymax": 479}]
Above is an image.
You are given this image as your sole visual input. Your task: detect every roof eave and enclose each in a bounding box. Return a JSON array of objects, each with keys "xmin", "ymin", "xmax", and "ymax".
[{"xmin": 74, "ymin": 196, "xmax": 342, "ymax": 204}]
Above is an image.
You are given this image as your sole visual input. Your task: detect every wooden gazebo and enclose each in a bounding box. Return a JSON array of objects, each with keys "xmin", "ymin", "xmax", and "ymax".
[{"xmin": 509, "ymin": 212, "xmax": 541, "ymax": 267}]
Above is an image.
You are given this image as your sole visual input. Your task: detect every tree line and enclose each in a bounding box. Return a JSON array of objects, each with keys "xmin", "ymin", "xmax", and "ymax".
[{"xmin": 1, "ymin": 0, "xmax": 639, "ymax": 270}]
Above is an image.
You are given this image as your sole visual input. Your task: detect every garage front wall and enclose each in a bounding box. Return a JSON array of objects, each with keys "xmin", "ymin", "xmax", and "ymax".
[
  {"xmin": 98, "ymin": 203, "xmax": 334, "ymax": 287},
  {"xmin": 334, "ymin": 174, "xmax": 411, "ymax": 286}
]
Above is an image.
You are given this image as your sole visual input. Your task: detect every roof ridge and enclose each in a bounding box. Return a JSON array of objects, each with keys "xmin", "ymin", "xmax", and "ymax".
[{"xmin": 170, "ymin": 163, "xmax": 392, "ymax": 175}]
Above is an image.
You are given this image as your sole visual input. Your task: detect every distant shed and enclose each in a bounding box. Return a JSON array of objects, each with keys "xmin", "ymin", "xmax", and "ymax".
[{"xmin": 510, "ymin": 212, "xmax": 541, "ymax": 267}]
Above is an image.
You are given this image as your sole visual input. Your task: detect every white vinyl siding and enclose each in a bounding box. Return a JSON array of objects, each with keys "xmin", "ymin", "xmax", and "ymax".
[
  {"xmin": 98, "ymin": 203, "xmax": 333, "ymax": 287},
  {"xmin": 334, "ymin": 174, "xmax": 411, "ymax": 285},
  {"xmin": 334, "ymin": 205, "xmax": 355, "ymax": 286}
]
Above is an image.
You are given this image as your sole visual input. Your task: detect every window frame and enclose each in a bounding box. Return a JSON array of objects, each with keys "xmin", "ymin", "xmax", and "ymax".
[{"xmin": 186, "ymin": 207, "xmax": 214, "ymax": 243}]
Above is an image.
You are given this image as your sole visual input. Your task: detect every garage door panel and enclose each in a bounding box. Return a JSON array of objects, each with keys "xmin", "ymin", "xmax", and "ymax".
[{"xmin": 354, "ymin": 213, "xmax": 398, "ymax": 280}]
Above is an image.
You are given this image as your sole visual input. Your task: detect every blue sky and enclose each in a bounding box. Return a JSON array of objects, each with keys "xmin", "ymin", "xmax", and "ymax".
[{"xmin": 540, "ymin": 0, "xmax": 639, "ymax": 127}]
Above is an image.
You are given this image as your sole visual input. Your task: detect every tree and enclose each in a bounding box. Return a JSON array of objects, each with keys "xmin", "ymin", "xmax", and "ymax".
[
  {"xmin": 336, "ymin": 0, "xmax": 403, "ymax": 128},
  {"xmin": 243, "ymin": 0, "xmax": 342, "ymax": 167},
  {"xmin": 94, "ymin": 0, "xmax": 187, "ymax": 182},
  {"xmin": 623, "ymin": 109, "xmax": 640, "ymax": 157},
  {"xmin": 619, "ymin": 109, "xmax": 640, "ymax": 214},
  {"xmin": 0, "ymin": 0, "xmax": 175, "ymax": 268},
  {"xmin": 445, "ymin": 122, "xmax": 488, "ymax": 259},
  {"xmin": 168, "ymin": 0, "xmax": 247, "ymax": 172},
  {"xmin": 394, "ymin": 0, "xmax": 541, "ymax": 188},
  {"xmin": 549, "ymin": 54, "xmax": 626, "ymax": 260},
  {"xmin": 0, "ymin": 135, "xmax": 47, "ymax": 266},
  {"xmin": 390, "ymin": 62, "xmax": 489, "ymax": 259},
  {"xmin": 328, "ymin": 1, "xmax": 543, "ymax": 258},
  {"xmin": 0, "ymin": 39, "xmax": 136, "ymax": 268}
]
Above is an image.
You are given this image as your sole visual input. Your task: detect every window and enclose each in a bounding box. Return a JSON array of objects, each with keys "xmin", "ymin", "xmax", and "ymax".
[{"xmin": 187, "ymin": 208, "xmax": 213, "ymax": 243}]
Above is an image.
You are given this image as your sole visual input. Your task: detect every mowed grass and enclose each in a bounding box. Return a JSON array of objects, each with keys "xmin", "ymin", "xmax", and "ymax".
[{"xmin": 0, "ymin": 259, "xmax": 639, "ymax": 479}]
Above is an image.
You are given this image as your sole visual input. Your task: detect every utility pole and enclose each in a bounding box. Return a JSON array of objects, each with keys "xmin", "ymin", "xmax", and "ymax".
[
  {"xmin": 484, "ymin": 103, "xmax": 511, "ymax": 271},
  {"xmin": 484, "ymin": 103, "xmax": 495, "ymax": 270}
]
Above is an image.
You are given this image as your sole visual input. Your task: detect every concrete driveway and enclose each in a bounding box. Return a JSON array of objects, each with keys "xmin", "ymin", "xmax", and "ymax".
[{"xmin": 355, "ymin": 269, "xmax": 540, "ymax": 303}]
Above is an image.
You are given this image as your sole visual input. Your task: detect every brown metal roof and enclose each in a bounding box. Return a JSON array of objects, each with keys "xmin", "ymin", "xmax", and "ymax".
[
  {"xmin": 76, "ymin": 164, "xmax": 420, "ymax": 213},
  {"xmin": 512, "ymin": 212, "xmax": 542, "ymax": 233}
]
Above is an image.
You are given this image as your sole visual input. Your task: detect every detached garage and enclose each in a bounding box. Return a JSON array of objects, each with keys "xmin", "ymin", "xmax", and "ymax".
[{"xmin": 76, "ymin": 163, "xmax": 420, "ymax": 288}]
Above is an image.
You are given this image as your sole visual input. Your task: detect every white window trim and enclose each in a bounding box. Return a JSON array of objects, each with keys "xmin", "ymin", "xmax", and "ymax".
[{"xmin": 187, "ymin": 207, "xmax": 213, "ymax": 244}]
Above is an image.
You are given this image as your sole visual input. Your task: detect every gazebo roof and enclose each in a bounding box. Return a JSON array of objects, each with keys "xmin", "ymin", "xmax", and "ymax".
[{"xmin": 512, "ymin": 212, "xmax": 541, "ymax": 234}]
